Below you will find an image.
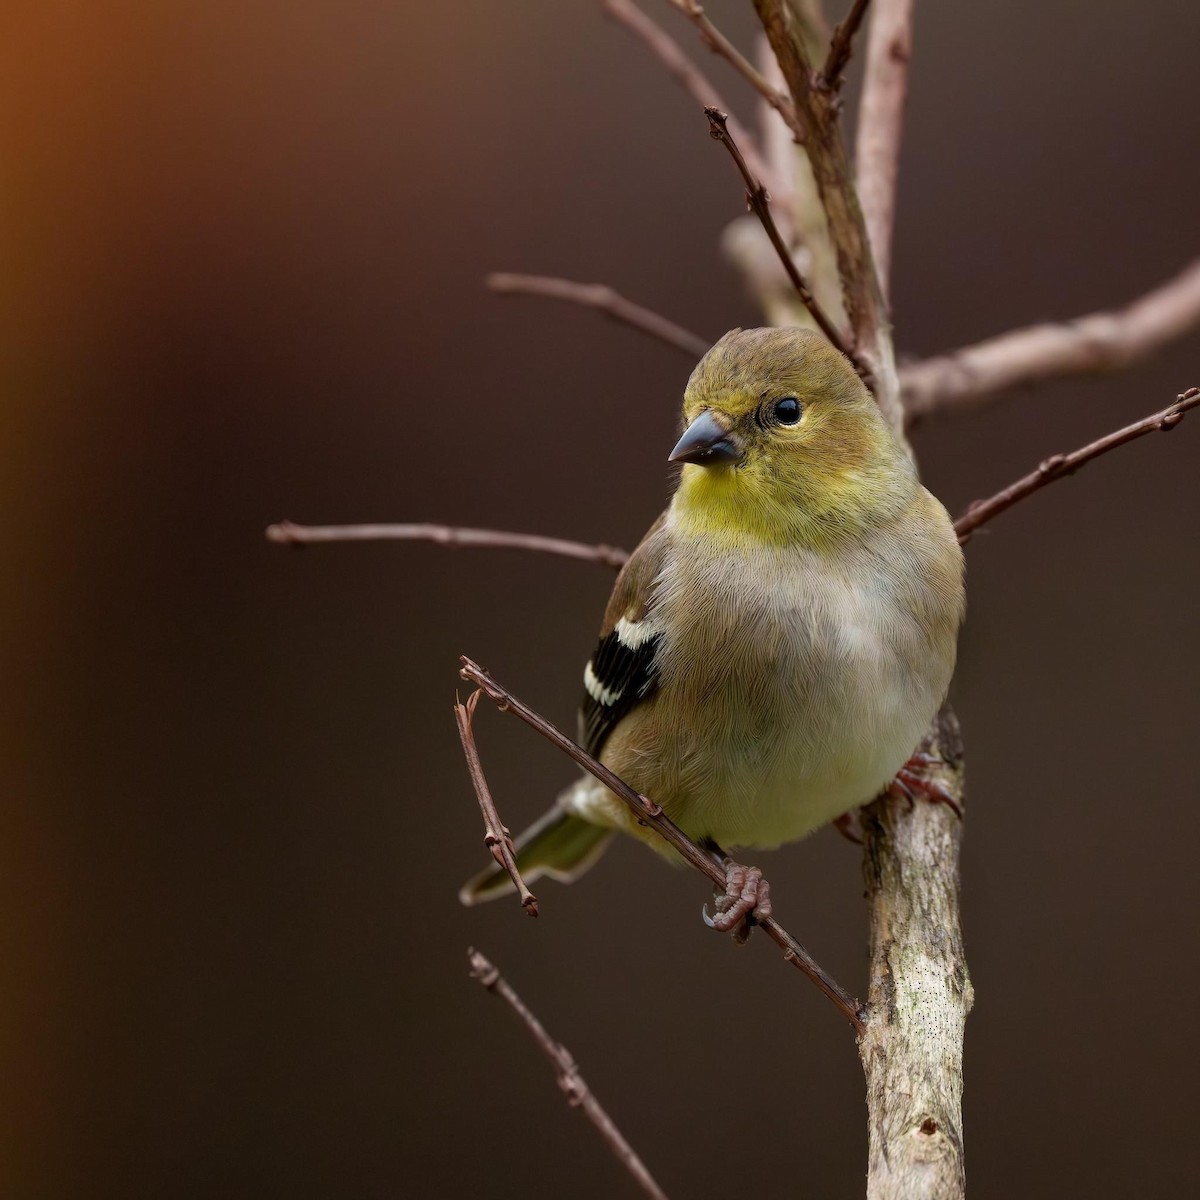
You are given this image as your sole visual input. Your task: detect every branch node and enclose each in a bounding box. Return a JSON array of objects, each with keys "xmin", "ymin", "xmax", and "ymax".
[
  {"xmin": 667, "ymin": 0, "xmax": 803, "ymax": 138},
  {"xmin": 466, "ymin": 947, "xmax": 500, "ymax": 989}
]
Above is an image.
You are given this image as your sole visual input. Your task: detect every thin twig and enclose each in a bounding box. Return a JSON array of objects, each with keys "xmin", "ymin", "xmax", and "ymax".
[
  {"xmin": 954, "ymin": 386, "xmax": 1200, "ymax": 543},
  {"xmin": 853, "ymin": 0, "xmax": 915, "ymax": 301},
  {"xmin": 704, "ymin": 107, "xmax": 865, "ymax": 380},
  {"xmin": 820, "ymin": 0, "xmax": 873, "ymax": 88},
  {"xmin": 266, "ymin": 520, "xmax": 630, "ymax": 568},
  {"xmin": 459, "ymin": 656, "xmax": 866, "ymax": 1034},
  {"xmin": 486, "ymin": 272, "xmax": 708, "ymax": 359},
  {"xmin": 455, "ymin": 692, "xmax": 538, "ymax": 915},
  {"xmin": 467, "ymin": 948, "xmax": 670, "ymax": 1200},
  {"xmin": 602, "ymin": 0, "xmax": 778, "ymax": 196},
  {"xmin": 664, "ymin": 0, "xmax": 802, "ymax": 139},
  {"xmin": 902, "ymin": 258, "xmax": 1200, "ymax": 424}
]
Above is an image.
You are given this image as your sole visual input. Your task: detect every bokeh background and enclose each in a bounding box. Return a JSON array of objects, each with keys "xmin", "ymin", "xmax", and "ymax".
[{"xmin": 3, "ymin": 2, "xmax": 1198, "ymax": 1196}]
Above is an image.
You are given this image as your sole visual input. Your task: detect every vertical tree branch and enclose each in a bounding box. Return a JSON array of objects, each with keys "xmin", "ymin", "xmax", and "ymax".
[
  {"xmin": 859, "ymin": 714, "xmax": 971, "ymax": 1200},
  {"xmin": 747, "ymin": 7, "xmax": 968, "ymax": 1197},
  {"xmin": 751, "ymin": 0, "xmax": 902, "ymax": 429},
  {"xmin": 854, "ymin": 0, "xmax": 916, "ymax": 299}
]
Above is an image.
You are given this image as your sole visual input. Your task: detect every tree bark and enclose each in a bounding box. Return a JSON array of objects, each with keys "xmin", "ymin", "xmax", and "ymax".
[{"xmin": 859, "ymin": 711, "xmax": 972, "ymax": 1200}]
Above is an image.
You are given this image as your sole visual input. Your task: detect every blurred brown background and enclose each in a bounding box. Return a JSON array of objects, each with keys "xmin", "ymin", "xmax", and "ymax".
[{"xmin": 2, "ymin": 2, "xmax": 1198, "ymax": 1197}]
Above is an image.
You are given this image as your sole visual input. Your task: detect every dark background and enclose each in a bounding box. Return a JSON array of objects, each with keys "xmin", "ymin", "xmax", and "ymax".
[{"xmin": 3, "ymin": 2, "xmax": 1198, "ymax": 1197}]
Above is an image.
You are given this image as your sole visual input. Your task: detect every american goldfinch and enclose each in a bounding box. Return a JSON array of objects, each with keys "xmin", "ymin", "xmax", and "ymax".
[{"xmin": 461, "ymin": 327, "xmax": 964, "ymax": 922}]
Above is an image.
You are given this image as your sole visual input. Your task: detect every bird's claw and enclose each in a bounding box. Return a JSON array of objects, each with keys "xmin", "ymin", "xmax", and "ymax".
[
  {"xmin": 887, "ymin": 751, "xmax": 962, "ymax": 818},
  {"xmin": 702, "ymin": 860, "xmax": 772, "ymax": 944},
  {"xmin": 833, "ymin": 810, "xmax": 863, "ymax": 844}
]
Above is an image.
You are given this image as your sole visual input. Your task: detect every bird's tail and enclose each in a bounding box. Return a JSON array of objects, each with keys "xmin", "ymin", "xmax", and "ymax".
[{"xmin": 458, "ymin": 803, "xmax": 614, "ymax": 906}]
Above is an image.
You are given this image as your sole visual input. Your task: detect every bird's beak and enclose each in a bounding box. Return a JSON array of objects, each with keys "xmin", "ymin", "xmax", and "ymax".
[{"xmin": 668, "ymin": 410, "xmax": 743, "ymax": 467}]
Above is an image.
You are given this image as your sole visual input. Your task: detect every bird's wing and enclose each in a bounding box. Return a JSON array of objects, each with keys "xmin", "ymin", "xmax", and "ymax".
[{"xmin": 580, "ymin": 513, "xmax": 669, "ymax": 759}]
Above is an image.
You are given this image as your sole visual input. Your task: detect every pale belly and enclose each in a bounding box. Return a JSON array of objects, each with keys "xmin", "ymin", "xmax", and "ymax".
[{"xmin": 569, "ymin": 541, "xmax": 955, "ymax": 851}]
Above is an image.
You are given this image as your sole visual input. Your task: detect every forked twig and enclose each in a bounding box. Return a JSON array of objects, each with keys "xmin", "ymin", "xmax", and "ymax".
[
  {"xmin": 455, "ymin": 691, "xmax": 538, "ymax": 915},
  {"xmin": 703, "ymin": 107, "xmax": 866, "ymax": 380},
  {"xmin": 954, "ymin": 387, "xmax": 1200, "ymax": 543},
  {"xmin": 820, "ymin": 0, "xmax": 873, "ymax": 88},
  {"xmin": 665, "ymin": 0, "xmax": 802, "ymax": 139},
  {"xmin": 468, "ymin": 948, "xmax": 669, "ymax": 1200},
  {"xmin": 602, "ymin": 0, "xmax": 778, "ymax": 196},
  {"xmin": 266, "ymin": 520, "xmax": 630, "ymax": 568},
  {"xmin": 458, "ymin": 655, "xmax": 866, "ymax": 1033},
  {"xmin": 486, "ymin": 272, "xmax": 708, "ymax": 359}
]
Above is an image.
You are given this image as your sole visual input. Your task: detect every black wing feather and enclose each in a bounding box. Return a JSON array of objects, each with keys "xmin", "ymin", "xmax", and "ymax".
[{"xmin": 581, "ymin": 626, "xmax": 661, "ymax": 759}]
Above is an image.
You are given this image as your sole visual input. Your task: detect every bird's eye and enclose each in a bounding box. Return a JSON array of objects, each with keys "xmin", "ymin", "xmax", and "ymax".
[{"xmin": 773, "ymin": 397, "xmax": 802, "ymax": 425}]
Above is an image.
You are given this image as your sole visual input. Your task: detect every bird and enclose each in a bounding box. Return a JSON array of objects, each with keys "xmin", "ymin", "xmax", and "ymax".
[{"xmin": 460, "ymin": 327, "xmax": 965, "ymax": 931}]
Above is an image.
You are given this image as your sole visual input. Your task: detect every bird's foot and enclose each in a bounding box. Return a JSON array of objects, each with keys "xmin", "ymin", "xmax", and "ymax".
[
  {"xmin": 702, "ymin": 858, "xmax": 773, "ymax": 945},
  {"xmin": 887, "ymin": 751, "xmax": 962, "ymax": 818},
  {"xmin": 833, "ymin": 810, "xmax": 863, "ymax": 844}
]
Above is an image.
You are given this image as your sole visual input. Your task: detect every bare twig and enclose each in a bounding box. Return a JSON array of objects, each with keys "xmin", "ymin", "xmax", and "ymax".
[
  {"xmin": 954, "ymin": 386, "xmax": 1200, "ymax": 543},
  {"xmin": 853, "ymin": 0, "xmax": 915, "ymax": 300},
  {"xmin": 665, "ymin": 0, "xmax": 802, "ymax": 139},
  {"xmin": 455, "ymin": 692, "xmax": 538, "ymax": 915},
  {"xmin": 459, "ymin": 655, "xmax": 866, "ymax": 1033},
  {"xmin": 704, "ymin": 107, "xmax": 865, "ymax": 378},
  {"xmin": 820, "ymin": 0, "xmax": 873, "ymax": 88},
  {"xmin": 467, "ymin": 948, "xmax": 669, "ymax": 1200},
  {"xmin": 602, "ymin": 0, "xmax": 778, "ymax": 195},
  {"xmin": 266, "ymin": 520, "xmax": 630, "ymax": 568},
  {"xmin": 485, "ymin": 271, "xmax": 708, "ymax": 359},
  {"xmin": 902, "ymin": 258, "xmax": 1200, "ymax": 423}
]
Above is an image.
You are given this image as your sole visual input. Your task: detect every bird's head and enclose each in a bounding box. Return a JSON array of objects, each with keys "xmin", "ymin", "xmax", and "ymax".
[{"xmin": 669, "ymin": 327, "xmax": 915, "ymax": 548}]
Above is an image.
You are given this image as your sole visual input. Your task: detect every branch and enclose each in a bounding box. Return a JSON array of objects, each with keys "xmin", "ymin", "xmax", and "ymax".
[
  {"xmin": 455, "ymin": 691, "xmax": 538, "ymax": 916},
  {"xmin": 486, "ymin": 272, "xmax": 709, "ymax": 359},
  {"xmin": 859, "ymin": 710, "xmax": 971, "ymax": 1200},
  {"xmin": 901, "ymin": 258, "xmax": 1200, "ymax": 423},
  {"xmin": 820, "ymin": 0, "xmax": 873, "ymax": 89},
  {"xmin": 953, "ymin": 386, "xmax": 1200, "ymax": 544},
  {"xmin": 601, "ymin": 0, "xmax": 778, "ymax": 196},
  {"xmin": 459, "ymin": 656, "xmax": 866, "ymax": 1034},
  {"xmin": 704, "ymin": 107, "xmax": 865, "ymax": 378},
  {"xmin": 266, "ymin": 520, "xmax": 630, "ymax": 568},
  {"xmin": 467, "ymin": 948, "xmax": 669, "ymax": 1200},
  {"xmin": 752, "ymin": 0, "xmax": 902, "ymax": 429},
  {"xmin": 664, "ymin": 0, "xmax": 802, "ymax": 139},
  {"xmin": 853, "ymin": 0, "xmax": 915, "ymax": 300}
]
